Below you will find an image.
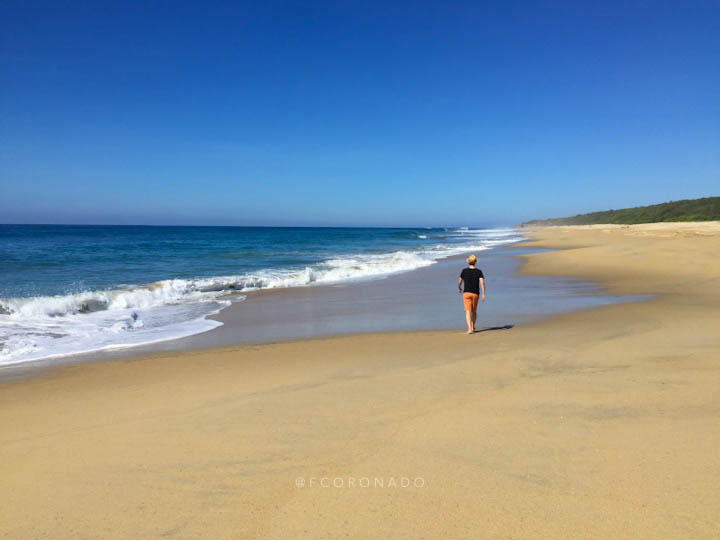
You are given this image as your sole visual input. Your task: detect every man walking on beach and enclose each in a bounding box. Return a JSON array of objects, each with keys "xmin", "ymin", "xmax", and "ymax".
[{"xmin": 458, "ymin": 254, "xmax": 485, "ymax": 334}]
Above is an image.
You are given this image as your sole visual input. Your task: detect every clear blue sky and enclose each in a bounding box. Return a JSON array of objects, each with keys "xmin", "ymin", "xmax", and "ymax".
[{"xmin": 2, "ymin": 1, "xmax": 718, "ymax": 227}]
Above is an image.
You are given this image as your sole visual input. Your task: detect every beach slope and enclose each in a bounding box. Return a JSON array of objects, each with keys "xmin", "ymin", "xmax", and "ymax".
[{"xmin": 1, "ymin": 222, "xmax": 719, "ymax": 539}]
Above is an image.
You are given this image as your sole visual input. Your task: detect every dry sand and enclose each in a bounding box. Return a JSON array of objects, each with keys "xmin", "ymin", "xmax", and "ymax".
[{"xmin": 1, "ymin": 222, "xmax": 719, "ymax": 539}]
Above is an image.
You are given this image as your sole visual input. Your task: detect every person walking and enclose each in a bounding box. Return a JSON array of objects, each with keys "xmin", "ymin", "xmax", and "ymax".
[{"xmin": 458, "ymin": 254, "xmax": 485, "ymax": 334}]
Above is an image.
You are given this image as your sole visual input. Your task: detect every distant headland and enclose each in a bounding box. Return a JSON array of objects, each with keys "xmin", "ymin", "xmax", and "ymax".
[{"xmin": 520, "ymin": 196, "xmax": 720, "ymax": 227}]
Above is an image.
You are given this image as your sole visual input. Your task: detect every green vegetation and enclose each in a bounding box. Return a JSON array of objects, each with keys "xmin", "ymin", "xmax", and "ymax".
[{"xmin": 521, "ymin": 197, "xmax": 720, "ymax": 227}]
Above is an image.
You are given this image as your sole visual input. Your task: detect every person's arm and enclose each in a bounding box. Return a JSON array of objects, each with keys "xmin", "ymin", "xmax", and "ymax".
[
  {"xmin": 480, "ymin": 278, "xmax": 486, "ymax": 301},
  {"xmin": 458, "ymin": 277, "xmax": 463, "ymax": 294}
]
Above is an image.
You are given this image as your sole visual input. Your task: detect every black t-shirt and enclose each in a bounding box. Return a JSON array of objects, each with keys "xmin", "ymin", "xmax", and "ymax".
[{"xmin": 460, "ymin": 267, "xmax": 484, "ymax": 294}]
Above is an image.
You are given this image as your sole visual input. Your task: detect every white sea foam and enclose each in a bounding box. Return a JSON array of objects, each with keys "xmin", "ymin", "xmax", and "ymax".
[{"xmin": 0, "ymin": 228, "xmax": 523, "ymax": 365}]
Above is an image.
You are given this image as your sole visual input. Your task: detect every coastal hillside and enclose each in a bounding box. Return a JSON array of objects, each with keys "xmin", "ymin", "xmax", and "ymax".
[{"xmin": 521, "ymin": 196, "xmax": 720, "ymax": 227}]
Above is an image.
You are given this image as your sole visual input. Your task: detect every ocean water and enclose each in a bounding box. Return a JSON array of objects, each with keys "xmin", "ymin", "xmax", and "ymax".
[{"xmin": 0, "ymin": 225, "xmax": 523, "ymax": 365}]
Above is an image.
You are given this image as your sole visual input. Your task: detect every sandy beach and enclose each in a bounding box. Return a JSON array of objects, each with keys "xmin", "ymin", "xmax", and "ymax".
[{"xmin": 1, "ymin": 222, "xmax": 719, "ymax": 539}]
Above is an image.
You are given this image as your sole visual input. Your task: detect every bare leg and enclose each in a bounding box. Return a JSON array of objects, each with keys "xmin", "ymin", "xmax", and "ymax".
[
  {"xmin": 465, "ymin": 311, "xmax": 473, "ymax": 334},
  {"xmin": 471, "ymin": 310, "xmax": 477, "ymax": 332}
]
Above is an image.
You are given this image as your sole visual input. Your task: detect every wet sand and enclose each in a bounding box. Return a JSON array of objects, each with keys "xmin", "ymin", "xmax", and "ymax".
[
  {"xmin": 0, "ymin": 246, "xmax": 639, "ymax": 378},
  {"xmin": 1, "ymin": 222, "xmax": 719, "ymax": 539}
]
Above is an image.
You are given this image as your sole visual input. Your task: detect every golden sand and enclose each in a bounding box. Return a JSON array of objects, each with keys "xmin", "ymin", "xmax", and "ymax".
[{"xmin": 2, "ymin": 222, "xmax": 719, "ymax": 539}]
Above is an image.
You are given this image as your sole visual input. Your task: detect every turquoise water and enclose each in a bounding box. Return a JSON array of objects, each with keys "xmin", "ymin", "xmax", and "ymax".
[
  {"xmin": 2, "ymin": 225, "xmax": 500, "ymax": 297},
  {"xmin": 0, "ymin": 225, "xmax": 522, "ymax": 364}
]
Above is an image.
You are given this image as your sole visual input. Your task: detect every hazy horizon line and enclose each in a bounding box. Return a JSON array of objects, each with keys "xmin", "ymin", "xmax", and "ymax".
[{"xmin": 0, "ymin": 222, "xmax": 515, "ymax": 229}]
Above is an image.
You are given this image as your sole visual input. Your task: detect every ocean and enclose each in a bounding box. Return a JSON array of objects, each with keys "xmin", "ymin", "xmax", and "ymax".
[{"xmin": 0, "ymin": 225, "xmax": 523, "ymax": 365}]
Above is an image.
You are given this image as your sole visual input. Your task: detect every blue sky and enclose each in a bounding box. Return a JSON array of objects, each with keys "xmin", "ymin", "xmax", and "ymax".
[{"xmin": 2, "ymin": 1, "xmax": 718, "ymax": 226}]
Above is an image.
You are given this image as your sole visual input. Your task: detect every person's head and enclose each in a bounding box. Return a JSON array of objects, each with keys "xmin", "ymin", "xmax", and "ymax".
[{"xmin": 466, "ymin": 254, "xmax": 477, "ymax": 266}]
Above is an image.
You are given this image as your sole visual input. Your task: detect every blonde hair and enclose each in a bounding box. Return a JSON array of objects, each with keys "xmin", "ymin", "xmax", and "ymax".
[{"xmin": 466, "ymin": 254, "xmax": 477, "ymax": 265}]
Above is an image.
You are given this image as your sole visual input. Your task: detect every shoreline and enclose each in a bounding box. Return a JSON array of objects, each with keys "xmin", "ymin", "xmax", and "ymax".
[
  {"xmin": 0, "ymin": 241, "xmax": 642, "ymax": 381},
  {"xmin": 2, "ymin": 222, "xmax": 719, "ymax": 539},
  {"xmin": 0, "ymin": 226, "xmax": 524, "ymax": 368}
]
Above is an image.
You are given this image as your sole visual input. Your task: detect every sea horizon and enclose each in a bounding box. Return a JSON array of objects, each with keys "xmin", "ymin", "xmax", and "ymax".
[{"xmin": 1, "ymin": 222, "xmax": 515, "ymax": 229}]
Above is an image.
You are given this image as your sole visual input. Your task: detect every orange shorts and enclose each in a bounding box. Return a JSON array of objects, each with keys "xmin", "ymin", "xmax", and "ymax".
[{"xmin": 463, "ymin": 292, "xmax": 479, "ymax": 311}]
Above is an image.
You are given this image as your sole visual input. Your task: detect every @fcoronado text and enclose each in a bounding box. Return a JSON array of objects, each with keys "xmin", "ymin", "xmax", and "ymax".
[{"xmin": 296, "ymin": 476, "xmax": 425, "ymax": 488}]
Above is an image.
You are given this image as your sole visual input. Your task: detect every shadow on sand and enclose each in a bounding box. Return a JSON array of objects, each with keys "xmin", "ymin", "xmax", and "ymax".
[{"xmin": 475, "ymin": 324, "xmax": 514, "ymax": 333}]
